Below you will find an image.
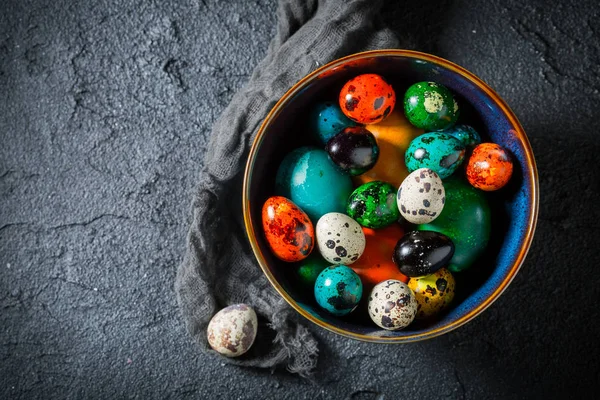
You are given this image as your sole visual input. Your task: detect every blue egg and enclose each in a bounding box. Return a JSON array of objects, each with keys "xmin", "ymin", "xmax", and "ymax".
[
  {"xmin": 445, "ymin": 124, "xmax": 482, "ymax": 147},
  {"xmin": 309, "ymin": 101, "xmax": 357, "ymax": 146},
  {"xmin": 405, "ymin": 133, "xmax": 466, "ymax": 179},
  {"xmin": 314, "ymin": 265, "xmax": 362, "ymax": 316},
  {"xmin": 276, "ymin": 147, "xmax": 353, "ymax": 222}
]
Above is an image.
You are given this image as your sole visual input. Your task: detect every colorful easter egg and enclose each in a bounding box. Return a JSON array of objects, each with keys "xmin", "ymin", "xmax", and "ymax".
[
  {"xmin": 445, "ymin": 124, "xmax": 482, "ymax": 147},
  {"xmin": 393, "ymin": 230, "xmax": 455, "ymax": 277},
  {"xmin": 367, "ymin": 279, "xmax": 417, "ymax": 330},
  {"xmin": 326, "ymin": 127, "xmax": 379, "ymax": 176},
  {"xmin": 397, "ymin": 168, "xmax": 445, "ymax": 224},
  {"xmin": 316, "ymin": 212, "xmax": 366, "ymax": 265},
  {"xmin": 403, "ymin": 81, "xmax": 459, "ymax": 131},
  {"xmin": 309, "ymin": 101, "xmax": 357, "ymax": 146},
  {"xmin": 408, "ymin": 268, "xmax": 455, "ymax": 319},
  {"xmin": 207, "ymin": 304, "xmax": 258, "ymax": 357},
  {"xmin": 350, "ymin": 225, "xmax": 408, "ymax": 290},
  {"xmin": 339, "ymin": 73, "xmax": 396, "ymax": 124},
  {"xmin": 275, "ymin": 147, "xmax": 353, "ymax": 222},
  {"xmin": 262, "ymin": 196, "xmax": 314, "ymax": 262},
  {"xmin": 295, "ymin": 253, "xmax": 329, "ymax": 289},
  {"xmin": 418, "ymin": 176, "xmax": 491, "ymax": 273},
  {"xmin": 347, "ymin": 181, "xmax": 399, "ymax": 228},
  {"xmin": 314, "ymin": 265, "xmax": 363, "ymax": 316},
  {"xmin": 405, "ymin": 133, "xmax": 466, "ymax": 179},
  {"xmin": 353, "ymin": 110, "xmax": 423, "ymax": 187},
  {"xmin": 466, "ymin": 143, "xmax": 514, "ymax": 191}
]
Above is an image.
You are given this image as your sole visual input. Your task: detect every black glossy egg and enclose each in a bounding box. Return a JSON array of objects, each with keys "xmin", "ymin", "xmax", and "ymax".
[
  {"xmin": 392, "ymin": 230, "xmax": 455, "ymax": 277},
  {"xmin": 326, "ymin": 126, "xmax": 379, "ymax": 176}
]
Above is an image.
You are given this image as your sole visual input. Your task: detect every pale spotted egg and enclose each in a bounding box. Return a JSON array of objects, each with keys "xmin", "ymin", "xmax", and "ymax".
[
  {"xmin": 397, "ymin": 168, "xmax": 445, "ymax": 224},
  {"xmin": 316, "ymin": 212, "xmax": 366, "ymax": 265}
]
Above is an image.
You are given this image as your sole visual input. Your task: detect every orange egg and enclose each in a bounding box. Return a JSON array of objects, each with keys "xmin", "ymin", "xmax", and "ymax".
[
  {"xmin": 466, "ymin": 143, "xmax": 514, "ymax": 191},
  {"xmin": 262, "ymin": 196, "xmax": 314, "ymax": 262},
  {"xmin": 350, "ymin": 225, "xmax": 408, "ymax": 290},
  {"xmin": 353, "ymin": 110, "xmax": 423, "ymax": 188}
]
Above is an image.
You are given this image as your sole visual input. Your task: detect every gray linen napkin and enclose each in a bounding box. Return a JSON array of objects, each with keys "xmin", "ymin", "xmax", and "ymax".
[{"xmin": 175, "ymin": 0, "xmax": 398, "ymax": 376}]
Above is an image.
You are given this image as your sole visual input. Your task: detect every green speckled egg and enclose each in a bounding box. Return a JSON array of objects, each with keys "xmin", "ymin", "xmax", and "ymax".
[
  {"xmin": 405, "ymin": 133, "xmax": 466, "ymax": 179},
  {"xmin": 403, "ymin": 81, "xmax": 459, "ymax": 131},
  {"xmin": 417, "ymin": 176, "xmax": 491, "ymax": 273},
  {"xmin": 347, "ymin": 181, "xmax": 399, "ymax": 229},
  {"xmin": 445, "ymin": 124, "xmax": 482, "ymax": 147}
]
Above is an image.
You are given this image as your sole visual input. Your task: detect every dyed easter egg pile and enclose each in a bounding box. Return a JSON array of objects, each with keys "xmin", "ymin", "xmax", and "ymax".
[{"xmin": 261, "ymin": 74, "xmax": 514, "ymax": 331}]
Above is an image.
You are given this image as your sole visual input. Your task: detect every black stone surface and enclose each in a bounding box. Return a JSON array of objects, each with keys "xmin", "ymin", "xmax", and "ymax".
[{"xmin": 1, "ymin": 0, "xmax": 598, "ymax": 398}]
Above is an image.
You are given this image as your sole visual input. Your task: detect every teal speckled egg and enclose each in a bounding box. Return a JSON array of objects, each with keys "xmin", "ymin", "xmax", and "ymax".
[
  {"xmin": 309, "ymin": 101, "xmax": 357, "ymax": 146},
  {"xmin": 403, "ymin": 81, "xmax": 459, "ymax": 131},
  {"xmin": 347, "ymin": 181, "xmax": 399, "ymax": 229},
  {"xmin": 314, "ymin": 265, "xmax": 363, "ymax": 316},
  {"xmin": 417, "ymin": 176, "xmax": 491, "ymax": 273},
  {"xmin": 445, "ymin": 124, "xmax": 482, "ymax": 147},
  {"xmin": 405, "ymin": 133, "xmax": 466, "ymax": 179},
  {"xmin": 276, "ymin": 147, "xmax": 353, "ymax": 222}
]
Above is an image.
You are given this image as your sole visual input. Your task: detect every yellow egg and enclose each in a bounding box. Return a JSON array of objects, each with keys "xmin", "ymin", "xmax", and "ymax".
[
  {"xmin": 408, "ymin": 268, "xmax": 455, "ymax": 319},
  {"xmin": 353, "ymin": 110, "xmax": 423, "ymax": 188}
]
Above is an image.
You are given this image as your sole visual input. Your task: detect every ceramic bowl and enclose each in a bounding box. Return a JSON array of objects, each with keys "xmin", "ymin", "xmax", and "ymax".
[{"xmin": 243, "ymin": 50, "xmax": 538, "ymax": 342}]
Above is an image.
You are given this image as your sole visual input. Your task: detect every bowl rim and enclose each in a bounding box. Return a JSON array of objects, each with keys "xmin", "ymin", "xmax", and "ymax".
[{"xmin": 242, "ymin": 49, "xmax": 539, "ymax": 343}]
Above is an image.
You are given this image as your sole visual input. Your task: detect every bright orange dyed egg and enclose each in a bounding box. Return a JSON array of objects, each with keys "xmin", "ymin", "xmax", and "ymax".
[
  {"xmin": 466, "ymin": 143, "xmax": 514, "ymax": 191},
  {"xmin": 353, "ymin": 110, "xmax": 423, "ymax": 188},
  {"xmin": 350, "ymin": 225, "xmax": 408, "ymax": 290},
  {"xmin": 262, "ymin": 196, "xmax": 314, "ymax": 262},
  {"xmin": 339, "ymin": 74, "xmax": 396, "ymax": 124}
]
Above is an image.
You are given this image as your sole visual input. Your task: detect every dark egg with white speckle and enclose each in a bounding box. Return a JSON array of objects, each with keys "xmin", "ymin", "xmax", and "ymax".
[
  {"xmin": 326, "ymin": 127, "xmax": 380, "ymax": 176},
  {"xmin": 393, "ymin": 230, "xmax": 455, "ymax": 277}
]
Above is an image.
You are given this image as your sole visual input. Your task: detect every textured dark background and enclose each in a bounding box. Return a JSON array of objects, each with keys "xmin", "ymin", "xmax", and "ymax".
[{"xmin": 1, "ymin": 0, "xmax": 599, "ymax": 398}]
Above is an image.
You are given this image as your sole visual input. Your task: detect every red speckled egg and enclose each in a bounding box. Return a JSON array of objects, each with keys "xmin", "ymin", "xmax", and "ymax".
[
  {"xmin": 466, "ymin": 143, "xmax": 514, "ymax": 191},
  {"xmin": 262, "ymin": 196, "xmax": 314, "ymax": 262},
  {"xmin": 339, "ymin": 74, "xmax": 396, "ymax": 124}
]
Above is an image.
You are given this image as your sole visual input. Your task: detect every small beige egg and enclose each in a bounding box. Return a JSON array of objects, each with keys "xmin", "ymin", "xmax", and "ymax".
[
  {"xmin": 397, "ymin": 168, "xmax": 445, "ymax": 224},
  {"xmin": 207, "ymin": 304, "xmax": 257, "ymax": 357},
  {"xmin": 368, "ymin": 279, "xmax": 417, "ymax": 330},
  {"xmin": 316, "ymin": 212, "xmax": 366, "ymax": 265}
]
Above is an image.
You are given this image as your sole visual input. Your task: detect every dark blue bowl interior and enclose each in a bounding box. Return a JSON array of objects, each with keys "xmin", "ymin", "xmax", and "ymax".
[{"xmin": 246, "ymin": 53, "xmax": 536, "ymax": 341}]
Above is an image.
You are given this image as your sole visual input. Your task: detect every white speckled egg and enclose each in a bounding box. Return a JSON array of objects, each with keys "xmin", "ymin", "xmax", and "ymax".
[
  {"xmin": 316, "ymin": 212, "xmax": 366, "ymax": 265},
  {"xmin": 368, "ymin": 279, "xmax": 417, "ymax": 330},
  {"xmin": 397, "ymin": 168, "xmax": 445, "ymax": 224},
  {"xmin": 207, "ymin": 304, "xmax": 257, "ymax": 357}
]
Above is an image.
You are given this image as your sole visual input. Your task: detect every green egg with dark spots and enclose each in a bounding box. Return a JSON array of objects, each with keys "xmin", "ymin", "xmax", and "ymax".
[
  {"xmin": 403, "ymin": 81, "xmax": 459, "ymax": 131},
  {"xmin": 347, "ymin": 181, "xmax": 399, "ymax": 229},
  {"xmin": 295, "ymin": 253, "xmax": 329, "ymax": 289},
  {"xmin": 417, "ymin": 176, "xmax": 491, "ymax": 272},
  {"xmin": 405, "ymin": 132, "xmax": 466, "ymax": 179}
]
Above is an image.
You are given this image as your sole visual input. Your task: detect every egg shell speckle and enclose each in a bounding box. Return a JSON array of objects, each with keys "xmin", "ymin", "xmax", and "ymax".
[
  {"xmin": 397, "ymin": 168, "xmax": 445, "ymax": 224},
  {"xmin": 408, "ymin": 268, "xmax": 456, "ymax": 320},
  {"xmin": 207, "ymin": 304, "xmax": 258, "ymax": 358},
  {"xmin": 314, "ymin": 265, "xmax": 363, "ymax": 316},
  {"xmin": 316, "ymin": 212, "xmax": 366, "ymax": 265},
  {"xmin": 368, "ymin": 279, "xmax": 417, "ymax": 330}
]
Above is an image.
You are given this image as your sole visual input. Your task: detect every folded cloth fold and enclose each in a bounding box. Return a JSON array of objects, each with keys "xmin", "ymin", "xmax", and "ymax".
[{"xmin": 175, "ymin": 0, "xmax": 398, "ymax": 376}]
